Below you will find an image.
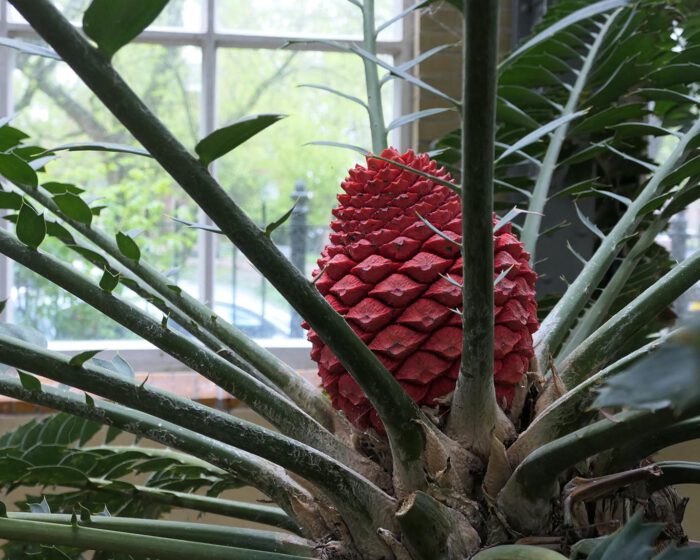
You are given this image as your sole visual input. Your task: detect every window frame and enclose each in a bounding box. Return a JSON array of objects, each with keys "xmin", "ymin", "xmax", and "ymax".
[{"xmin": 0, "ymin": 0, "xmax": 415, "ymax": 369}]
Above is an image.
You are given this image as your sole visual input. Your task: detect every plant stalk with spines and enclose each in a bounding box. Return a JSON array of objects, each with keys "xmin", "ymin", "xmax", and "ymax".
[
  {"xmin": 518, "ymin": 8, "xmax": 623, "ymax": 261},
  {"xmin": 14, "ymin": 181, "xmax": 336, "ymax": 430},
  {"xmin": 0, "ymin": 516, "xmax": 307, "ymax": 560},
  {"xmin": 0, "ymin": 376, "xmax": 316, "ymax": 536},
  {"xmin": 9, "ymin": 0, "xmax": 432, "ymax": 499},
  {"xmin": 5, "ymin": 513, "xmax": 315, "ymax": 557},
  {"xmin": 0, "ymin": 333, "xmax": 396, "ymax": 520},
  {"xmin": 559, "ymin": 247, "xmax": 700, "ymax": 386},
  {"xmin": 534, "ymin": 116, "xmax": 700, "ymax": 368},
  {"xmin": 446, "ymin": 0, "xmax": 499, "ymax": 458},
  {"xmin": 362, "ymin": 0, "xmax": 388, "ymax": 153},
  {"xmin": 0, "ymin": 225, "xmax": 382, "ymax": 482},
  {"xmin": 602, "ymin": 417, "xmax": 700, "ymax": 473},
  {"xmin": 557, "ymin": 217, "xmax": 669, "ymax": 360}
]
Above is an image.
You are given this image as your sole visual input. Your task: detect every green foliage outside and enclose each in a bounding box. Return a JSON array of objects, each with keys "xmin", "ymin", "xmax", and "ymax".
[{"xmin": 10, "ymin": 0, "xmax": 398, "ymax": 339}]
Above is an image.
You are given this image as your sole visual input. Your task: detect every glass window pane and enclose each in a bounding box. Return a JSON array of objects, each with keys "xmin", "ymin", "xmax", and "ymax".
[
  {"xmin": 214, "ymin": 48, "xmax": 394, "ymax": 338},
  {"xmin": 10, "ymin": 44, "xmax": 202, "ymax": 341},
  {"xmin": 215, "ymin": 0, "xmax": 403, "ymax": 40},
  {"xmin": 151, "ymin": 0, "xmax": 203, "ymax": 30},
  {"xmin": 9, "ymin": 0, "xmax": 88, "ymax": 24},
  {"xmin": 9, "ymin": 0, "xmax": 203, "ymax": 31}
]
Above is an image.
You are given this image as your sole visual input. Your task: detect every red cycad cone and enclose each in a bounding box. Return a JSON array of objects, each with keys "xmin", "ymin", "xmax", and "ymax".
[{"xmin": 304, "ymin": 148, "xmax": 538, "ymax": 433}]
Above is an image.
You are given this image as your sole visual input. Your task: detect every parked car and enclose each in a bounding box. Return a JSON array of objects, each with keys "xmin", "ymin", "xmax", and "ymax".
[{"xmin": 212, "ymin": 302, "xmax": 290, "ymax": 339}]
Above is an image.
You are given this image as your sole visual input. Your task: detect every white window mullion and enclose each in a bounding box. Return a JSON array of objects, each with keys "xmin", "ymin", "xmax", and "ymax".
[{"xmin": 197, "ymin": 0, "xmax": 216, "ymax": 307}]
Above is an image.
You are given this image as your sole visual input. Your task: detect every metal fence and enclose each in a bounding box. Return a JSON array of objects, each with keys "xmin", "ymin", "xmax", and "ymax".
[{"xmin": 216, "ymin": 181, "xmax": 330, "ymax": 340}]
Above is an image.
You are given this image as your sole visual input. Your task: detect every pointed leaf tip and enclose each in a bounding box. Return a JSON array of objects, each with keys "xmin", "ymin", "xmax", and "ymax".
[
  {"xmin": 69, "ymin": 349, "xmax": 102, "ymax": 367},
  {"xmin": 29, "ymin": 496, "xmax": 51, "ymax": 514},
  {"xmin": 195, "ymin": 113, "xmax": 286, "ymax": 166},
  {"xmin": 264, "ymin": 200, "xmax": 298, "ymax": 237},
  {"xmin": 18, "ymin": 371, "xmax": 41, "ymax": 393}
]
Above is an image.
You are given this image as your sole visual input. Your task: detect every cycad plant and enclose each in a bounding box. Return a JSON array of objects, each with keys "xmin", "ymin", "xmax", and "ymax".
[{"xmin": 0, "ymin": 0, "xmax": 698, "ymax": 558}]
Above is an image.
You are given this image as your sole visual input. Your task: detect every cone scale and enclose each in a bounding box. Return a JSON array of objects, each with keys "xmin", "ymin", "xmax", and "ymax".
[{"xmin": 305, "ymin": 148, "xmax": 538, "ymax": 433}]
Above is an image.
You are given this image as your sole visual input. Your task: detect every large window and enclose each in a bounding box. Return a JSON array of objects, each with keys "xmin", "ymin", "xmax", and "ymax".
[{"xmin": 0, "ymin": 0, "xmax": 412, "ymax": 361}]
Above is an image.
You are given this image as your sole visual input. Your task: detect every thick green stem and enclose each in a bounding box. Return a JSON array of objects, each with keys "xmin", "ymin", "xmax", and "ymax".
[
  {"xmin": 0, "ymin": 227, "xmax": 378, "ymax": 482},
  {"xmin": 362, "ymin": 0, "xmax": 387, "ymax": 152},
  {"xmin": 7, "ymin": 514, "xmax": 314, "ymax": 557},
  {"xmin": 0, "ymin": 337, "xmax": 396, "ymax": 550},
  {"xmin": 396, "ymin": 491, "xmax": 480, "ymax": 560},
  {"xmin": 520, "ymin": 10, "xmax": 621, "ymax": 260},
  {"xmin": 11, "ymin": 0, "xmax": 428, "ymax": 493},
  {"xmin": 0, "ymin": 516, "xmax": 307, "ymax": 560},
  {"xmin": 0, "ymin": 376, "xmax": 312, "ymax": 535},
  {"xmin": 16, "ymin": 184, "xmax": 335, "ymax": 431},
  {"xmin": 86, "ymin": 479, "xmax": 301, "ymax": 534},
  {"xmin": 509, "ymin": 331, "xmax": 672, "ymax": 466},
  {"xmin": 602, "ymin": 416, "xmax": 700, "ymax": 473},
  {"xmin": 499, "ymin": 405, "xmax": 700, "ymax": 533},
  {"xmin": 558, "ymin": 218, "xmax": 668, "ymax": 361},
  {"xmin": 647, "ymin": 461, "xmax": 700, "ymax": 492},
  {"xmin": 534, "ymin": 117, "xmax": 700, "ymax": 367},
  {"xmin": 447, "ymin": 0, "xmax": 499, "ymax": 458},
  {"xmin": 559, "ymin": 248, "xmax": 700, "ymax": 386}
]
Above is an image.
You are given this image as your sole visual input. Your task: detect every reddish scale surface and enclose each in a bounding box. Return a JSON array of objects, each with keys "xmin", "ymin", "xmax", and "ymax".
[{"xmin": 304, "ymin": 148, "xmax": 538, "ymax": 433}]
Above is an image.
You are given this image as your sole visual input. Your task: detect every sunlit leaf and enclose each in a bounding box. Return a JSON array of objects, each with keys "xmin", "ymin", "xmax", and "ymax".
[
  {"xmin": 195, "ymin": 114, "xmax": 285, "ymax": 166},
  {"xmin": 116, "ymin": 232, "xmax": 141, "ymax": 262},
  {"xmin": 0, "ymin": 153, "xmax": 38, "ymax": 189},
  {"xmin": 83, "ymin": 0, "xmax": 169, "ymax": 59},
  {"xmin": 53, "ymin": 192, "xmax": 93, "ymax": 225},
  {"xmin": 16, "ymin": 201, "xmax": 45, "ymax": 249}
]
